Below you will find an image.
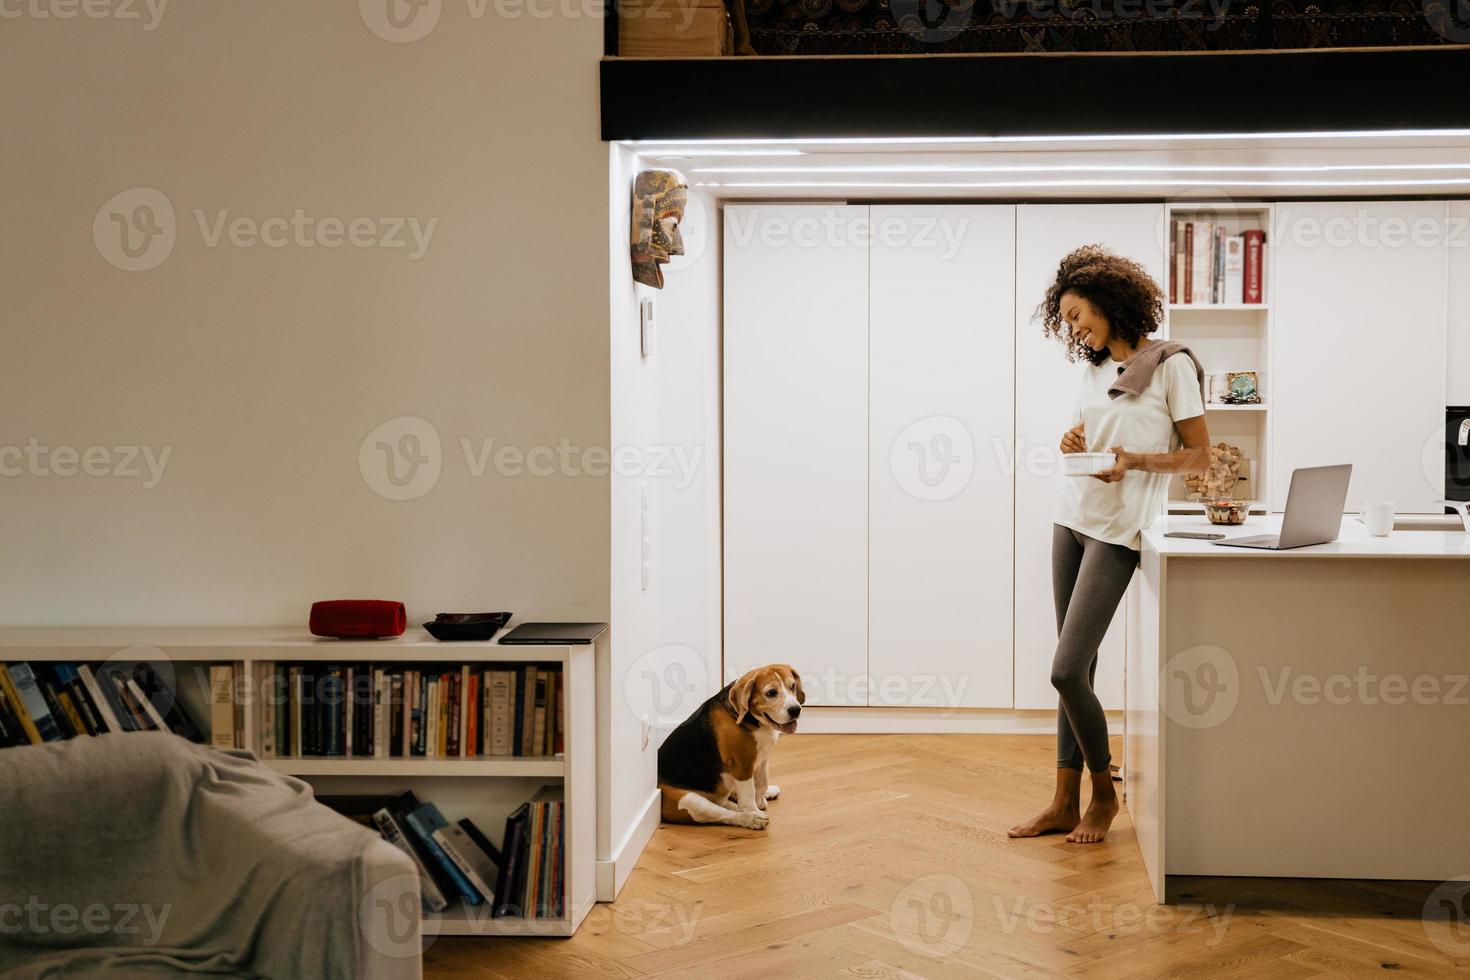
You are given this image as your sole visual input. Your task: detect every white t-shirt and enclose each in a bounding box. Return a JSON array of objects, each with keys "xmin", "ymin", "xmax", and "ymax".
[{"xmin": 1055, "ymin": 351, "xmax": 1206, "ymax": 550}]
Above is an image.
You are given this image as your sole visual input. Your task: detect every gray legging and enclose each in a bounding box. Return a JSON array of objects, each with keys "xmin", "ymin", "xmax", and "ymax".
[{"xmin": 1051, "ymin": 524, "xmax": 1139, "ymax": 773}]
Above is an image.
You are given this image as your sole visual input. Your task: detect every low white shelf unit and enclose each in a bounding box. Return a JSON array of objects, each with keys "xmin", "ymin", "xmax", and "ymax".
[{"xmin": 0, "ymin": 625, "xmax": 602, "ymax": 938}]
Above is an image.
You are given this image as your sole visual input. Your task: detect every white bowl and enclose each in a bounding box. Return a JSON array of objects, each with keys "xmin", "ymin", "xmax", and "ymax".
[{"xmin": 1062, "ymin": 452, "xmax": 1116, "ymax": 477}]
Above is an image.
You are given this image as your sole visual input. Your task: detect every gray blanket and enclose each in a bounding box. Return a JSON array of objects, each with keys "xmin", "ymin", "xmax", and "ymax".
[{"xmin": 0, "ymin": 733, "xmax": 389, "ymax": 979}]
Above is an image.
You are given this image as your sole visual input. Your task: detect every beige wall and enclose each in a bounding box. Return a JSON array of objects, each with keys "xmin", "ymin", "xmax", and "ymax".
[{"xmin": 0, "ymin": 2, "xmax": 608, "ymax": 625}]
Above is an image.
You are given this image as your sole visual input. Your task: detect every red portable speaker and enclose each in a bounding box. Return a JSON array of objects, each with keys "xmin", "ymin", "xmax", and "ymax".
[{"xmin": 309, "ymin": 600, "xmax": 407, "ymax": 639}]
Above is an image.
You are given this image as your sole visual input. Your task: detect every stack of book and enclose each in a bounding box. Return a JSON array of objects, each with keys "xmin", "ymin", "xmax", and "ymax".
[
  {"xmin": 1170, "ymin": 219, "xmax": 1265, "ymax": 305},
  {"xmin": 0, "ymin": 661, "xmax": 204, "ymax": 747},
  {"xmin": 254, "ymin": 662, "xmax": 564, "ymax": 759},
  {"xmin": 370, "ymin": 785, "xmax": 563, "ymax": 920}
]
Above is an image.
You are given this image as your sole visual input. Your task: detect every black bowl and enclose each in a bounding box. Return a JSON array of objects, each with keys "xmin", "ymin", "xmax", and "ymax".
[{"xmin": 423, "ymin": 611, "xmax": 512, "ymax": 642}]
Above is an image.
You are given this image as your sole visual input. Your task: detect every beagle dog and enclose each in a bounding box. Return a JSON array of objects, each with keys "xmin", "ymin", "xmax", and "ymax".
[{"xmin": 657, "ymin": 664, "xmax": 804, "ymax": 831}]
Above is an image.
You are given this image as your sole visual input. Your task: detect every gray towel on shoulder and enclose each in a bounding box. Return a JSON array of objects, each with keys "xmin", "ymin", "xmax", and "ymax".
[{"xmin": 1107, "ymin": 339, "xmax": 1206, "ymax": 403}]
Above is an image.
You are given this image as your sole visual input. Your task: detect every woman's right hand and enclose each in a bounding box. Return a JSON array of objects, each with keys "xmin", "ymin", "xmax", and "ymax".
[{"xmin": 1060, "ymin": 421, "xmax": 1087, "ymax": 455}]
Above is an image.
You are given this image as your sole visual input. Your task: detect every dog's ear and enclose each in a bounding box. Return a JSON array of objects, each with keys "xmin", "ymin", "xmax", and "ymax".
[
  {"xmin": 787, "ymin": 666, "xmax": 806, "ymax": 705},
  {"xmin": 728, "ymin": 670, "xmax": 757, "ymax": 724}
]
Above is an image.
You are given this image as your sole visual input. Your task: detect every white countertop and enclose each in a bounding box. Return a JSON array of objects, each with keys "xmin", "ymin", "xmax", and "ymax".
[{"xmin": 1142, "ymin": 514, "xmax": 1470, "ymax": 559}]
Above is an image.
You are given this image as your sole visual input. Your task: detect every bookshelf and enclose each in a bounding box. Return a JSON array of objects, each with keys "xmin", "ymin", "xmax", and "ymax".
[
  {"xmin": 1163, "ymin": 201, "xmax": 1274, "ymax": 514},
  {"xmin": 0, "ymin": 625, "xmax": 602, "ymax": 939}
]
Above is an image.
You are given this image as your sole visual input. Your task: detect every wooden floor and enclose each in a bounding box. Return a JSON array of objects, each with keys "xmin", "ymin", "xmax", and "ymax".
[{"xmin": 425, "ymin": 734, "xmax": 1470, "ymax": 978}]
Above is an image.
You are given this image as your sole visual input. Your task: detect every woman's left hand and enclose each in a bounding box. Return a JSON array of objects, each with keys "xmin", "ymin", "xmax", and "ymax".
[{"xmin": 1091, "ymin": 446, "xmax": 1132, "ymax": 483}]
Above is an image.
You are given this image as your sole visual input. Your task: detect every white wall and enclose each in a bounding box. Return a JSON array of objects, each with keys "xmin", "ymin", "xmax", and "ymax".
[
  {"xmin": 0, "ymin": 3, "xmax": 608, "ymax": 626},
  {"xmin": 603, "ymin": 148, "xmax": 721, "ymax": 894}
]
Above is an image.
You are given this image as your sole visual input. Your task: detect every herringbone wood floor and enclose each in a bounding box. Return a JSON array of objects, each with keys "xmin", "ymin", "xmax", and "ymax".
[{"xmin": 424, "ymin": 734, "xmax": 1469, "ymax": 978}]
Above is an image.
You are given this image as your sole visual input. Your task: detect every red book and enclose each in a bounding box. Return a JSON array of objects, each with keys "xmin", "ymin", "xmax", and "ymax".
[
  {"xmin": 1183, "ymin": 222, "xmax": 1194, "ymax": 304},
  {"xmin": 465, "ymin": 673, "xmax": 479, "ymax": 758},
  {"xmin": 1243, "ymin": 229, "xmax": 1265, "ymax": 303}
]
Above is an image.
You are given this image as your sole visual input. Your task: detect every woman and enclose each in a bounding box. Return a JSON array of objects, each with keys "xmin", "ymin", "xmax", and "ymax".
[{"xmin": 1009, "ymin": 245, "xmax": 1211, "ymax": 845}]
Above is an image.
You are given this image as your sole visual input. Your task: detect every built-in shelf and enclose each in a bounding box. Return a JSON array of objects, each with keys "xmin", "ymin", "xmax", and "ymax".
[
  {"xmin": 1206, "ymin": 402, "xmax": 1267, "ymax": 412},
  {"xmin": 0, "ymin": 627, "xmax": 576, "ymax": 664},
  {"xmin": 1169, "ymin": 303, "xmax": 1268, "ymax": 312},
  {"xmin": 0, "ymin": 623, "xmax": 602, "ymax": 940},
  {"xmin": 262, "ymin": 757, "xmax": 565, "ymax": 778},
  {"xmin": 423, "ymin": 907, "xmax": 578, "ymax": 938}
]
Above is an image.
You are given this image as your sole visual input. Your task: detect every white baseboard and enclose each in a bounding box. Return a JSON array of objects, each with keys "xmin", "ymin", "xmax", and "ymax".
[
  {"xmin": 794, "ymin": 706, "xmax": 1124, "ymax": 736},
  {"xmin": 596, "ymin": 788, "xmax": 660, "ymax": 902}
]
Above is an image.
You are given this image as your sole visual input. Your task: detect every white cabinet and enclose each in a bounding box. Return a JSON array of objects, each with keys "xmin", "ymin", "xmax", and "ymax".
[
  {"xmin": 1272, "ymin": 201, "xmax": 1448, "ymax": 513},
  {"xmin": 868, "ymin": 205, "xmax": 1015, "ymax": 708},
  {"xmin": 723, "ymin": 204, "xmax": 870, "ymax": 705},
  {"xmin": 1449, "ymin": 202, "xmax": 1470, "ymax": 407},
  {"xmin": 1013, "ymin": 204, "xmax": 1166, "ymax": 710}
]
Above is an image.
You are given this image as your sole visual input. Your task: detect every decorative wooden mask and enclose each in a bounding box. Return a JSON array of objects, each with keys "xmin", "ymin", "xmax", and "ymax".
[{"xmin": 631, "ymin": 170, "xmax": 688, "ymax": 289}]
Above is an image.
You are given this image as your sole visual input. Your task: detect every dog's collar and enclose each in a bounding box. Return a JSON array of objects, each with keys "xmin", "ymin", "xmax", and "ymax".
[{"xmin": 721, "ymin": 697, "xmax": 763, "ymax": 733}]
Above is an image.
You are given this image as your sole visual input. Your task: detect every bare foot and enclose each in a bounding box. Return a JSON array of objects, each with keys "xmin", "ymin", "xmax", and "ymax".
[
  {"xmin": 1008, "ymin": 803, "xmax": 1080, "ymax": 838},
  {"xmin": 1065, "ymin": 792, "xmax": 1118, "ymax": 844}
]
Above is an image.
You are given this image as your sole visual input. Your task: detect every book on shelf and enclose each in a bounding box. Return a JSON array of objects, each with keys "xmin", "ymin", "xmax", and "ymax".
[
  {"xmin": 1172, "ymin": 217, "xmax": 1266, "ymax": 305},
  {"xmin": 258, "ymin": 662, "xmax": 564, "ymax": 759},
  {"xmin": 432, "ymin": 821, "xmax": 501, "ymax": 908},
  {"xmin": 372, "ymin": 802, "xmax": 451, "ymax": 913},
  {"xmin": 0, "ymin": 661, "xmax": 206, "ymax": 747},
  {"xmin": 405, "ymin": 801, "xmax": 484, "ymax": 906}
]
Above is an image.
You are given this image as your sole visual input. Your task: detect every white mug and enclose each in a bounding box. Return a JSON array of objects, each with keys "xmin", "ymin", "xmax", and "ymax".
[{"xmin": 1362, "ymin": 501, "xmax": 1395, "ymax": 536}]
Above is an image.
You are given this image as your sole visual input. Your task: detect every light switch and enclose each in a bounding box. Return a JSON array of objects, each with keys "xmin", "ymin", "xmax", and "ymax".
[{"xmin": 640, "ymin": 297, "xmax": 655, "ymax": 358}]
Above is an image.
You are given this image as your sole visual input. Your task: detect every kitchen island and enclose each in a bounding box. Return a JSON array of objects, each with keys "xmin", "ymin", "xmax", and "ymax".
[{"xmin": 1125, "ymin": 513, "xmax": 1470, "ymax": 902}]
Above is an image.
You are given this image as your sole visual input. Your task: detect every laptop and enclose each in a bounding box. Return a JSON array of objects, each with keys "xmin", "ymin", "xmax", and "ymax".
[
  {"xmin": 498, "ymin": 622, "xmax": 608, "ymax": 645},
  {"xmin": 1212, "ymin": 464, "xmax": 1353, "ymax": 551}
]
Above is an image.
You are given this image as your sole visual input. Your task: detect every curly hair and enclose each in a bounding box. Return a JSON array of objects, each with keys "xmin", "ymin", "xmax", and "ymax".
[{"xmin": 1035, "ymin": 245, "xmax": 1166, "ymax": 366}]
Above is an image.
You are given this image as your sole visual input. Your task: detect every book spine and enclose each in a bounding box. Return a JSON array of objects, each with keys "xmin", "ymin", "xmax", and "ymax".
[
  {"xmin": 1243, "ymin": 229, "xmax": 1265, "ymax": 303},
  {"xmin": 0, "ymin": 666, "xmax": 43, "ymax": 745},
  {"xmin": 8, "ymin": 664, "xmax": 62, "ymax": 742},
  {"xmin": 259, "ymin": 662, "xmax": 275, "ymax": 757},
  {"xmin": 77, "ymin": 665, "xmax": 123, "ymax": 734},
  {"xmin": 520, "ymin": 667, "xmax": 538, "ymax": 757},
  {"xmin": 344, "ymin": 665, "xmax": 355, "ymax": 757},
  {"xmin": 209, "ymin": 665, "xmax": 234, "ymax": 748},
  {"xmin": 373, "ymin": 809, "xmax": 450, "ymax": 913},
  {"xmin": 127, "ymin": 677, "xmax": 170, "ymax": 731},
  {"xmin": 1183, "ymin": 222, "xmax": 1194, "ymax": 303},
  {"xmin": 459, "ymin": 665, "xmax": 471, "ymax": 758},
  {"xmin": 553, "ymin": 668, "xmax": 564, "ymax": 757},
  {"xmin": 388, "ymin": 672, "xmax": 402, "ymax": 757},
  {"xmin": 432, "ymin": 828, "xmax": 497, "ymax": 903},
  {"xmin": 405, "ymin": 809, "xmax": 482, "ymax": 906}
]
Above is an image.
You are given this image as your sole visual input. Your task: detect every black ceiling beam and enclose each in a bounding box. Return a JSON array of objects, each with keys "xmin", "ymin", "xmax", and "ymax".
[{"xmin": 600, "ymin": 46, "xmax": 1470, "ymax": 141}]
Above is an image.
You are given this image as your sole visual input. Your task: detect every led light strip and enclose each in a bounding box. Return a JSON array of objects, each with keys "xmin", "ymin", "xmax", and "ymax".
[
  {"xmin": 697, "ymin": 177, "xmax": 1470, "ymax": 189},
  {"xmin": 627, "ymin": 129, "xmax": 1470, "ymax": 147},
  {"xmin": 692, "ymin": 163, "xmax": 1470, "ymax": 175}
]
